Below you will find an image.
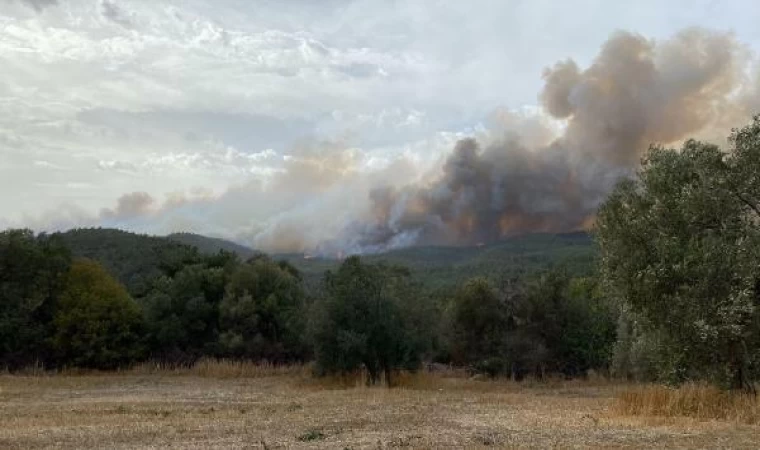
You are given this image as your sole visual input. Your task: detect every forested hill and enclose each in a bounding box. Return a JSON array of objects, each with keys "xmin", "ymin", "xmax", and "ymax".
[
  {"xmin": 55, "ymin": 228, "xmax": 595, "ymax": 293},
  {"xmin": 279, "ymin": 232, "xmax": 596, "ymax": 290},
  {"xmin": 167, "ymin": 232, "xmax": 259, "ymax": 260},
  {"xmin": 55, "ymin": 228, "xmax": 200, "ymax": 296}
]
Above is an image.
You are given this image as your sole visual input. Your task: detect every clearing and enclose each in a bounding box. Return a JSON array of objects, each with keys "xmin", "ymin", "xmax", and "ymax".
[{"xmin": 0, "ymin": 372, "xmax": 757, "ymax": 449}]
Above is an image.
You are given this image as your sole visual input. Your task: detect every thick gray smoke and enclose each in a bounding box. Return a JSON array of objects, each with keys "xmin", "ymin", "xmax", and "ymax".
[{"xmin": 333, "ymin": 28, "xmax": 755, "ymax": 252}]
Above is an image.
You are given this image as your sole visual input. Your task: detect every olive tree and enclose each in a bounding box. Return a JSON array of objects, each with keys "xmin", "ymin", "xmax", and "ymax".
[
  {"xmin": 597, "ymin": 118, "xmax": 760, "ymax": 390},
  {"xmin": 312, "ymin": 256, "xmax": 423, "ymax": 385}
]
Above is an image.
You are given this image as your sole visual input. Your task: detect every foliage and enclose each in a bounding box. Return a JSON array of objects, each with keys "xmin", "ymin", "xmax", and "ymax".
[
  {"xmin": 53, "ymin": 259, "xmax": 144, "ymax": 369},
  {"xmin": 140, "ymin": 263, "xmax": 228, "ymax": 362},
  {"xmin": 56, "ymin": 228, "xmax": 202, "ymax": 297},
  {"xmin": 167, "ymin": 232, "xmax": 259, "ymax": 260},
  {"xmin": 0, "ymin": 227, "xmax": 607, "ymax": 379},
  {"xmin": 559, "ymin": 276, "xmax": 618, "ymax": 375},
  {"xmin": 218, "ymin": 256, "xmax": 307, "ymax": 361},
  {"xmin": 312, "ymin": 256, "xmax": 426, "ymax": 384},
  {"xmin": 443, "ymin": 272, "xmax": 616, "ymax": 378},
  {"xmin": 444, "ymin": 277, "xmax": 505, "ymax": 367},
  {"xmin": 281, "ymin": 232, "xmax": 596, "ymax": 290},
  {"xmin": 611, "ymin": 308, "xmax": 669, "ymax": 381},
  {"xmin": 597, "ymin": 118, "xmax": 760, "ymax": 390},
  {"xmin": 0, "ymin": 229, "xmax": 71, "ymax": 369}
]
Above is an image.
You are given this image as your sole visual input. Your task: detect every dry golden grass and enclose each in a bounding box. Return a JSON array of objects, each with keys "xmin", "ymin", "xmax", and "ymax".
[
  {"xmin": 615, "ymin": 383, "xmax": 760, "ymax": 424},
  {"xmin": 130, "ymin": 358, "xmax": 310, "ymax": 379},
  {"xmin": 1, "ymin": 365, "xmax": 759, "ymax": 449}
]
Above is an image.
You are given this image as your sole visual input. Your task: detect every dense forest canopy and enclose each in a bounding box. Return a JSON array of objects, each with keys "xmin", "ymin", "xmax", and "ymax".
[{"xmin": 0, "ymin": 226, "xmax": 604, "ymax": 380}]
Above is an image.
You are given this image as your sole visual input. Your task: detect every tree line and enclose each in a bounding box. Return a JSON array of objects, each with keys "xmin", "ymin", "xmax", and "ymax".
[
  {"xmin": 0, "ymin": 228, "xmax": 615, "ymax": 381},
  {"xmin": 3, "ymin": 117, "xmax": 760, "ymax": 390}
]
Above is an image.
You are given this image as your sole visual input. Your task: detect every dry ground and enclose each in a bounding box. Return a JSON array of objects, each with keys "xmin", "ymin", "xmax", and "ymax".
[{"xmin": 1, "ymin": 371, "xmax": 758, "ymax": 449}]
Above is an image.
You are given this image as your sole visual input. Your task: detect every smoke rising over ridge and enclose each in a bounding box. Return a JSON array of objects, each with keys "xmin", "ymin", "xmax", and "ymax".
[
  {"xmin": 23, "ymin": 27, "xmax": 760, "ymax": 254},
  {"xmin": 334, "ymin": 28, "xmax": 757, "ymax": 253}
]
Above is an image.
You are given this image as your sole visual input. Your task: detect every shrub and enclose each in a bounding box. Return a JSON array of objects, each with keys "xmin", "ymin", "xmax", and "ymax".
[{"xmin": 53, "ymin": 259, "xmax": 144, "ymax": 369}]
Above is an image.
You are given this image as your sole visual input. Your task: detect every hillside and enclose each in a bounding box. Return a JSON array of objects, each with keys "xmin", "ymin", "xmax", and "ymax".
[
  {"xmin": 54, "ymin": 228, "xmax": 595, "ymax": 294},
  {"xmin": 167, "ymin": 232, "xmax": 258, "ymax": 259},
  {"xmin": 279, "ymin": 232, "xmax": 596, "ymax": 290},
  {"xmin": 55, "ymin": 228, "xmax": 200, "ymax": 296}
]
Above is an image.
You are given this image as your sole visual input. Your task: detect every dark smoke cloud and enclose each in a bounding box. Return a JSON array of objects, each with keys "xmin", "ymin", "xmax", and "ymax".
[{"xmin": 342, "ymin": 28, "xmax": 757, "ymax": 252}]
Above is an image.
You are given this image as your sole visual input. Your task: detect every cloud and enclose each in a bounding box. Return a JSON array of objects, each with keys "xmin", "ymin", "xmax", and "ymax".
[
  {"xmin": 77, "ymin": 109, "xmax": 316, "ymax": 154},
  {"xmin": 17, "ymin": 0, "xmax": 57, "ymax": 12},
  {"xmin": 101, "ymin": 1, "xmax": 135, "ymax": 28}
]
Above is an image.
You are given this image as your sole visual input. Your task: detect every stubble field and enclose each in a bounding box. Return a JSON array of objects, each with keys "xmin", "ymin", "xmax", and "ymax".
[{"xmin": 1, "ymin": 367, "xmax": 758, "ymax": 449}]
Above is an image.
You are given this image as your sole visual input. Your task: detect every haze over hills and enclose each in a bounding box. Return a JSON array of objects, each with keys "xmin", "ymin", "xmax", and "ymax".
[
  {"xmin": 52, "ymin": 228, "xmax": 595, "ymax": 292},
  {"xmin": 281, "ymin": 231, "xmax": 595, "ymax": 289},
  {"xmin": 167, "ymin": 232, "xmax": 259, "ymax": 260}
]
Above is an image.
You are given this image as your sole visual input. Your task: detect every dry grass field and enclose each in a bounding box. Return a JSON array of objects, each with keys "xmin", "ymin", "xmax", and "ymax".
[{"xmin": 1, "ymin": 362, "xmax": 758, "ymax": 449}]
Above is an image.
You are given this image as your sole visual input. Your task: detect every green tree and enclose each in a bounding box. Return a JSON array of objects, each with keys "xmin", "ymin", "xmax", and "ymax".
[
  {"xmin": 552, "ymin": 276, "xmax": 617, "ymax": 376},
  {"xmin": 312, "ymin": 256, "xmax": 423, "ymax": 385},
  {"xmin": 597, "ymin": 118, "xmax": 760, "ymax": 390},
  {"xmin": 55, "ymin": 228, "xmax": 203, "ymax": 297},
  {"xmin": 443, "ymin": 272, "xmax": 616, "ymax": 379},
  {"xmin": 141, "ymin": 263, "xmax": 227, "ymax": 362},
  {"xmin": 444, "ymin": 277, "xmax": 506, "ymax": 369},
  {"xmin": 53, "ymin": 259, "xmax": 144, "ymax": 369},
  {"xmin": 218, "ymin": 257, "xmax": 307, "ymax": 361},
  {"xmin": 0, "ymin": 230, "xmax": 71, "ymax": 369}
]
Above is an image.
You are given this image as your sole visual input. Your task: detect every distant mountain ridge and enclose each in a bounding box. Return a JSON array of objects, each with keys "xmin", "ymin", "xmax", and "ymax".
[
  {"xmin": 55, "ymin": 228, "xmax": 199, "ymax": 295},
  {"xmin": 52, "ymin": 228, "xmax": 595, "ymax": 293},
  {"xmin": 167, "ymin": 232, "xmax": 259, "ymax": 259},
  {"xmin": 278, "ymin": 232, "xmax": 596, "ymax": 290},
  {"xmin": 54, "ymin": 228, "xmax": 259, "ymax": 295}
]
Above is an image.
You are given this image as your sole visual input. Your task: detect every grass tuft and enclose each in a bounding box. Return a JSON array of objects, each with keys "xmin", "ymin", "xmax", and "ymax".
[
  {"xmin": 615, "ymin": 383, "xmax": 760, "ymax": 424},
  {"xmin": 130, "ymin": 358, "xmax": 309, "ymax": 378},
  {"xmin": 297, "ymin": 429, "xmax": 326, "ymax": 441}
]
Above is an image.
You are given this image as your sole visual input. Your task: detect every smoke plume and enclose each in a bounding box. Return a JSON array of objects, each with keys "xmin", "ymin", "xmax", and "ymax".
[{"xmin": 336, "ymin": 28, "xmax": 756, "ymax": 252}]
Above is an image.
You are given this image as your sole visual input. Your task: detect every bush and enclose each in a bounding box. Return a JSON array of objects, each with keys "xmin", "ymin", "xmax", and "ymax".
[{"xmin": 53, "ymin": 259, "xmax": 144, "ymax": 369}]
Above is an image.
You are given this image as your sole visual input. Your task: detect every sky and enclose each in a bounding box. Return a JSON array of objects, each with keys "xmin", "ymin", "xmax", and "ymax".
[{"xmin": 2, "ymin": 0, "xmax": 760, "ymax": 251}]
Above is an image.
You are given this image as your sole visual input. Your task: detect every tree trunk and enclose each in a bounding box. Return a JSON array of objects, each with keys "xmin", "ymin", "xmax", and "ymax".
[
  {"xmin": 729, "ymin": 342, "xmax": 756, "ymax": 395},
  {"xmin": 366, "ymin": 362, "xmax": 379, "ymax": 386}
]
